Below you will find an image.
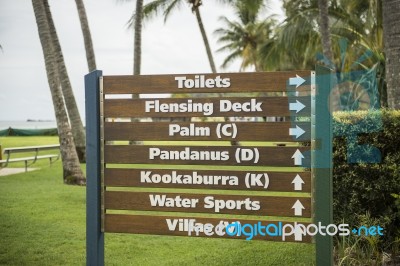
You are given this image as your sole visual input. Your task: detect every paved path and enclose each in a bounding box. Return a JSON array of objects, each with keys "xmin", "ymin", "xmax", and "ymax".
[{"xmin": 0, "ymin": 168, "xmax": 38, "ymax": 176}]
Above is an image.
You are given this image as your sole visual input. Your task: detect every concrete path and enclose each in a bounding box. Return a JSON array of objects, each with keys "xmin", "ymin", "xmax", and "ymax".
[{"xmin": 0, "ymin": 168, "xmax": 38, "ymax": 176}]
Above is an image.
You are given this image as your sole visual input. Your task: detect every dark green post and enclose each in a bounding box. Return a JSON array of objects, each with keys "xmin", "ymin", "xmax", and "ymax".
[
  {"xmin": 313, "ymin": 65, "xmax": 333, "ymax": 265},
  {"xmin": 85, "ymin": 70, "xmax": 104, "ymax": 266}
]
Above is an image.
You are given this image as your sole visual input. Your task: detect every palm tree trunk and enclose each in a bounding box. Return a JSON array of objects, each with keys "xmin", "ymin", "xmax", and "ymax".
[
  {"xmin": 32, "ymin": 0, "xmax": 85, "ymax": 185},
  {"xmin": 75, "ymin": 0, "xmax": 97, "ymax": 72},
  {"xmin": 383, "ymin": 0, "xmax": 400, "ymax": 109},
  {"xmin": 133, "ymin": 0, "xmax": 143, "ymax": 75},
  {"xmin": 194, "ymin": 7, "xmax": 238, "ymax": 145},
  {"xmin": 317, "ymin": 0, "xmax": 333, "ymax": 65},
  {"xmin": 44, "ymin": 1, "xmax": 87, "ymax": 162},
  {"xmin": 252, "ymin": 45, "xmax": 261, "ymax": 72},
  {"xmin": 130, "ymin": 0, "xmax": 144, "ymax": 145},
  {"xmin": 194, "ymin": 7, "xmax": 217, "ymax": 73}
]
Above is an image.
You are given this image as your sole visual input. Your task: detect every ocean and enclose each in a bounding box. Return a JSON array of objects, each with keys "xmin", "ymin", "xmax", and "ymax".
[{"xmin": 0, "ymin": 121, "xmax": 57, "ymax": 130}]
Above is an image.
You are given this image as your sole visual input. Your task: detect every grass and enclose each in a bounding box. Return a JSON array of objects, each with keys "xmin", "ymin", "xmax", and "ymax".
[
  {"xmin": 0, "ymin": 136, "xmax": 59, "ymax": 148},
  {"xmin": 0, "ymin": 137, "xmax": 316, "ymax": 265},
  {"xmin": 0, "ymin": 164, "xmax": 86, "ymax": 265}
]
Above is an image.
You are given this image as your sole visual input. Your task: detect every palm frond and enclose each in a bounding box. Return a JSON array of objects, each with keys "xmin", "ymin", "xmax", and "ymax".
[
  {"xmin": 142, "ymin": 0, "xmax": 175, "ymax": 22},
  {"xmin": 163, "ymin": 0, "xmax": 183, "ymax": 22},
  {"xmin": 220, "ymin": 50, "xmax": 242, "ymax": 69}
]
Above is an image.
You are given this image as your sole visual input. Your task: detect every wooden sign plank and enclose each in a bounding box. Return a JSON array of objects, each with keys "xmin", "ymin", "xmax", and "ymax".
[
  {"xmin": 104, "ymin": 168, "xmax": 312, "ymax": 193},
  {"xmin": 104, "ymin": 145, "xmax": 310, "ymax": 167},
  {"xmin": 103, "ymin": 96, "xmax": 311, "ymax": 118},
  {"xmin": 104, "ymin": 191, "xmax": 311, "ymax": 217},
  {"xmin": 103, "ymin": 71, "xmax": 312, "ymax": 94},
  {"xmin": 105, "ymin": 214, "xmax": 312, "ymax": 243},
  {"xmin": 104, "ymin": 122, "xmax": 311, "ymax": 142}
]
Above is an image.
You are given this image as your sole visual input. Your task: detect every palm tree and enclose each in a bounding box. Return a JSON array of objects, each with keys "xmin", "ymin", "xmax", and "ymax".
[
  {"xmin": 142, "ymin": 0, "xmax": 217, "ymax": 73},
  {"xmin": 43, "ymin": 1, "xmax": 87, "ymax": 162},
  {"xmin": 261, "ymin": 0, "xmax": 384, "ymax": 72},
  {"xmin": 214, "ymin": 0, "xmax": 275, "ymax": 71},
  {"xmin": 74, "ymin": 0, "xmax": 97, "ymax": 72},
  {"xmin": 261, "ymin": 0, "xmax": 321, "ymax": 70},
  {"xmin": 118, "ymin": 0, "xmax": 144, "ymax": 74},
  {"xmin": 383, "ymin": 0, "xmax": 400, "ymax": 109},
  {"xmin": 32, "ymin": 0, "xmax": 85, "ymax": 185},
  {"xmin": 330, "ymin": 0, "xmax": 386, "ymax": 106},
  {"xmin": 317, "ymin": 0, "xmax": 333, "ymax": 64},
  {"xmin": 130, "ymin": 0, "xmax": 144, "ymax": 145},
  {"xmin": 251, "ymin": 0, "xmax": 387, "ymax": 109},
  {"xmin": 133, "ymin": 0, "xmax": 144, "ymax": 75}
]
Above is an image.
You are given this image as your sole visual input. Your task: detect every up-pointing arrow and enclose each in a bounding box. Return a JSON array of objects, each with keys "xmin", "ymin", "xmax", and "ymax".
[
  {"xmin": 292, "ymin": 200, "xmax": 305, "ymax": 216},
  {"xmin": 289, "ymin": 125, "xmax": 305, "ymax": 139},
  {"xmin": 289, "ymin": 74, "xmax": 306, "ymax": 88},
  {"xmin": 294, "ymin": 224, "xmax": 304, "ymax": 241},
  {"xmin": 291, "ymin": 149, "xmax": 304, "ymax": 166},
  {"xmin": 289, "ymin": 100, "xmax": 306, "ymax": 113},
  {"xmin": 292, "ymin": 174, "xmax": 305, "ymax": 191}
]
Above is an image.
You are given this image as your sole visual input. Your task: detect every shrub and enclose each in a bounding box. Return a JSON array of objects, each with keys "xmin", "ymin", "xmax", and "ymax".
[{"xmin": 333, "ymin": 110, "xmax": 400, "ymax": 251}]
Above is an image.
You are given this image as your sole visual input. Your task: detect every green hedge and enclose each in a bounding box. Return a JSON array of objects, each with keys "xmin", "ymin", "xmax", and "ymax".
[
  {"xmin": 333, "ymin": 110, "xmax": 400, "ymax": 249},
  {"xmin": 0, "ymin": 127, "xmax": 58, "ymax": 136}
]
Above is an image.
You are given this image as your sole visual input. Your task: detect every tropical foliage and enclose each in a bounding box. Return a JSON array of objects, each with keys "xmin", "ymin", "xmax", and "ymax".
[
  {"xmin": 28, "ymin": 0, "xmax": 398, "ymax": 172},
  {"xmin": 124, "ymin": 0, "xmax": 394, "ymax": 107},
  {"xmin": 141, "ymin": 0, "xmax": 217, "ymax": 73},
  {"xmin": 214, "ymin": 0, "xmax": 276, "ymax": 71},
  {"xmin": 214, "ymin": 0, "xmax": 389, "ymax": 108}
]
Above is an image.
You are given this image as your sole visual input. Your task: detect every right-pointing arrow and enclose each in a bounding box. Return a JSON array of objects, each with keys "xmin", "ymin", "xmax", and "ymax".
[
  {"xmin": 289, "ymin": 74, "xmax": 306, "ymax": 88},
  {"xmin": 292, "ymin": 174, "xmax": 305, "ymax": 191},
  {"xmin": 289, "ymin": 100, "xmax": 306, "ymax": 113},
  {"xmin": 292, "ymin": 200, "xmax": 305, "ymax": 216},
  {"xmin": 289, "ymin": 125, "xmax": 306, "ymax": 139},
  {"xmin": 291, "ymin": 149, "xmax": 304, "ymax": 166}
]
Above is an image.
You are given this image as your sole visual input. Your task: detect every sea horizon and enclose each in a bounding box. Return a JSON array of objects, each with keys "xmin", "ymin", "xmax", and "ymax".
[{"xmin": 0, "ymin": 120, "xmax": 57, "ymax": 130}]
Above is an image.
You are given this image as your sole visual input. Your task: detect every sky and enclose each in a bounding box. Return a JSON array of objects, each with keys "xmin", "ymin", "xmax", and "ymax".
[{"xmin": 0, "ymin": 0, "xmax": 284, "ymax": 121}]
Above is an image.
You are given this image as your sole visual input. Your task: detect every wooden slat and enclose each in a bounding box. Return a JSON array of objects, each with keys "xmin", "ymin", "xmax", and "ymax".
[
  {"xmin": 103, "ymin": 96, "xmax": 311, "ymax": 118},
  {"xmin": 104, "ymin": 168, "xmax": 311, "ymax": 193},
  {"xmin": 104, "ymin": 121, "xmax": 311, "ymax": 142},
  {"xmin": 105, "ymin": 191, "xmax": 311, "ymax": 218},
  {"xmin": 103, "ymin": 71, "xmax": 312, "ymax": 94},
  {"xmin": 104, "ymin": 145, "xmax": 310, "ymax": 167},
  {"xmin": 105, "ymin": 214, "xmax": 312, "ymax": 243}
]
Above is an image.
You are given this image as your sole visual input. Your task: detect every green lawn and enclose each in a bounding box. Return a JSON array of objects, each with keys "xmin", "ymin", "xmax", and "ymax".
[
  {"xmin": 0, "ymin": 137, "xmax": 315, "ymax": 265},
  {"xmin": 0, "ymin": 136, "xmax": 60, "ymax": 169}
]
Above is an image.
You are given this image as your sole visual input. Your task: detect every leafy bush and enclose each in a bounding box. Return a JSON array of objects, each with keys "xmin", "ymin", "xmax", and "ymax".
[{"xmin": 333, "ymin": 110, "xmax": 400, "ymax": 251}]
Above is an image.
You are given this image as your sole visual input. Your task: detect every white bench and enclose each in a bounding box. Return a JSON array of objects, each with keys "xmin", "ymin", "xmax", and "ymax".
[{"xmin": 0, "ymin": 144, "xmax": 60, "ymax": 172}]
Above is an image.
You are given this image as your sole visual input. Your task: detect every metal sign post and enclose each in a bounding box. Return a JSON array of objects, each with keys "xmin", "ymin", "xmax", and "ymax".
[
  {"xmin": 85, "ymin": 70, "xmax": 104, "ymax": 266},
  {"xmin": 313, "ymin": 65, "xmax": 333, "ymax": 266}
]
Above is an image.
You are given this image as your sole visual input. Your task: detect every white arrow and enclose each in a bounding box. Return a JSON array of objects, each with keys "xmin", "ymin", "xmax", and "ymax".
[
  {"xmin": 294, "ymin": 224, "xmax": 304, "ymax": 241},
  {"xmin": 291, "ymin": 149, "xmax": 304, "ymax": 166},
  {"xmin": 289, "ymin": 100, "xmax": 306, "ymax": 113},
  {"xmin": 292, "ymin": 174, "xmax": 305, "ymax": 191},
  {"xmin": 289, "ymin": 74, "xmax": 306, "ymax": 88},
  {"xmin": 292, "ymin": 200, "xmax": 305, "ymax": 216},
  {"xmin": 289, "ymin": 125, "xmax": 305, "ymax": 139}
]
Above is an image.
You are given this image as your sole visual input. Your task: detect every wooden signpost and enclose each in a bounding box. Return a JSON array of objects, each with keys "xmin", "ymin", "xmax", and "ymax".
[{"xmin": 85, "ymin": 67, "xmax": 332, "ymax": 265}]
